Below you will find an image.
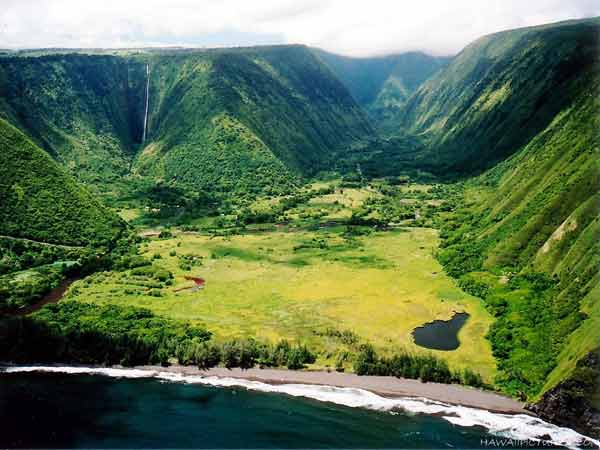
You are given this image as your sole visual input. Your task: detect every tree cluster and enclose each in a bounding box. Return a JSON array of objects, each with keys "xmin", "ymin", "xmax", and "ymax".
[{"xmin": 353, "ymin": 344, "xmax": 485, "ymax": 387}]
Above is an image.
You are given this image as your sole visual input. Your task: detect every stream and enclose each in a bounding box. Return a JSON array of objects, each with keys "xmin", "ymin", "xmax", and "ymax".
[{"xmin": 16, "ymin": 276, "xmax": 80, "ymax": 316}]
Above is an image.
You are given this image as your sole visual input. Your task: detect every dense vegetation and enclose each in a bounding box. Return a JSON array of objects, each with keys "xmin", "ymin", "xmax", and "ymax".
[
  {"xmin": 135, "ymin": 46, "xmax": 373, "ymax": 195},
  {"xmin": 399, "ymin": 17, "xmax": 600, "ymax": 175},
  {"xmin": 0, "ymin": 55, "xmax": 146, "ymax": 189},
  {"xmin": 0, "ymin": 237, "xmax": 85, "ymax": 275},
  {"xmin": 354, "ymin": 343, "xmax": 485, "ymax": 387},
  {"xmin": 0, "ymin": 118, "xmax": 131, "ymax": 313},
  {"xmin": 0, "ymin": 301, "xmax": 316, "ymax": 370},
  {"xmin": 0, "ymin": 302, "xmax": 211, "ymax": 366},
  {"xmin": 0, "ymin": 119, "xmax": 126, "ymax": 246},
  {"xmin": 437, "ymin": 76, "xmax": 599, "ymax": 400},
  {"xmin": 0, "ymin": 263, "xmax": 74, "ymax": 313},
  {"xmin": 178, "ymin": 338, "xmax": 316, "ymax": 371},
  {"xmin": 137, "ymin": 113, "xmax": 299, "ymax": 199},
  {"xmin": 0, "ymin": 46, "xmax": 374, "ymax": 201}
]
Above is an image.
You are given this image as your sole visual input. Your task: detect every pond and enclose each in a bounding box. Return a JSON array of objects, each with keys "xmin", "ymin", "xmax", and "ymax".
[{"xmin": 412, "ymin": 312, "xmax": 470, "ymax": 351}]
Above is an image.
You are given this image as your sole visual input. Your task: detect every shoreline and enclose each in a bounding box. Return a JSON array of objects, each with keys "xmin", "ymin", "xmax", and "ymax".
[
  {"xmin": 4, "ymin": 363, "xmax": 599, "ymax": 449},
  {"xmin": 134, "ymin": 364, "xmax": 529, "ymax": 415},
  {"xmin": 0, "ymin": 361, "xmax": 527, "ymax": 414}
]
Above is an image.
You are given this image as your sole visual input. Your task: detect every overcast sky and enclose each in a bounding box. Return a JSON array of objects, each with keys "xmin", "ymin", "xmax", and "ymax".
[{"xmin": 1, "ymin": 0, "xmax": 598, "ymax": 57}]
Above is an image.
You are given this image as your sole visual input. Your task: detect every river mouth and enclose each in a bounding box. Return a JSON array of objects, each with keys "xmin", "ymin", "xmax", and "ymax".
[{"xmin": 412, "ymin": 312, "xmax": 470, "ymax": 351}]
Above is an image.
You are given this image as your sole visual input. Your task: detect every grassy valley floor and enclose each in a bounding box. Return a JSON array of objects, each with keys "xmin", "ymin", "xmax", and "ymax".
[{"xmin": 64, "ymin": 225, "xmax": 496, "ymax": 381}]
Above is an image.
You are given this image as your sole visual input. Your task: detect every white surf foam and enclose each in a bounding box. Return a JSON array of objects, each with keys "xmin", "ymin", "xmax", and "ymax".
[{"xmin": 3, "ymin": 365, "xmax": 597, "ymax": 449}]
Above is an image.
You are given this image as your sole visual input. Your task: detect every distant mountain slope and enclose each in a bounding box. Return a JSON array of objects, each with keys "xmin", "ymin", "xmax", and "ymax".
[
  {"xmin": 134, "ymin": 45, "xmax": 373, "ymax": 194},
  {"xmin": 0, "ymin": 55, "xmax": 146, "ymax": 190},
  {"xmin": 0, "ymin": 46, "xmax": 374, "ymax": 197},
  {"xmin": 0, "ymin": 118, "xmax": 125, "ymax": 246},
  {"xmin": 400, "ymin": 18, "xmax": 600, "ymax": 174},
  {"xmin": 312, "ymin": 49, "xmax": 450, "ymax": 133}
]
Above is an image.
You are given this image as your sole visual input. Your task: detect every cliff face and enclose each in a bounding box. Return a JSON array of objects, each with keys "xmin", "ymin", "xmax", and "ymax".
[
  {"xmin": 399, "ymin": 18, "xmax": 599, "ymax": 175},
  {"xmin": 0, "ymin": 55, "xmax": 146, "ymax": 189},
  {"xmin": 428, "ymin": 20, "xmax": 599, "ymax": 434},
  {"xmin": 134, "ymin": 45, "xmax": 374, "ymax": 196},
  {"xmin": 0, "ymin": 117, "xmax": 126, "ymax": 246},
  {"xmin": 528, "ymin": 349, "xmax": 600, "ymax": 439},
  {"xmin": 0, "ymin": 46, "xmax": 374, "ymax": 197}
]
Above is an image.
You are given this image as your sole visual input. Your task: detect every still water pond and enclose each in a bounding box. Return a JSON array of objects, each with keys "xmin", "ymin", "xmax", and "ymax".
[{"xmin": 412, "ymin": 312, "xmax": 469, "ymax": 350}]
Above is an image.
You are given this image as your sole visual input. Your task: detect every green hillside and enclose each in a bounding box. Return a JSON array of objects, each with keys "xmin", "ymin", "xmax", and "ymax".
[
  {"xmin": 0, "ymin": 118, "xmax": 125, "ymax": 246},
  {"xmin": 0, "ymin": 46, "xmax": 373, "ymax": 199},
  {"xmin": 0, "ymin": 118, "xmax": 128, "ymax": 313},
  {"xmin": 437, "ymin": 71, "xmax": 599, "ymax": 415},
  {"xmin": 0, "ymin": 55, "xmax": 146, "ymax": 190},
  {"xmin": 400, "ymin": 18, "xmax": 600, "ymax": 174},
  {"xmin": 136, "ymin": 45, "xmax": 373, "ymax": 195},
  {"xmin": 313, "ymin": 49, "xmax": 450, "ymax": 133},
  {"xmin": 386, "ymin": 18, "xmax": 600, "ymax": 433}
]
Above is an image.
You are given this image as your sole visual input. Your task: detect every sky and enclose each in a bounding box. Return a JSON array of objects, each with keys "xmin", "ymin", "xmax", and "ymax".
[{"xmin": 0, "ymin": 0, "xmax": 598, "ymax": 57}]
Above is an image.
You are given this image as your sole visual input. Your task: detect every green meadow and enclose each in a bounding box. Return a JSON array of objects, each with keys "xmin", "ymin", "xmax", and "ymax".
[{"xmin": 66, "ymin": 223, "xmax": 496, "ymax": 379}]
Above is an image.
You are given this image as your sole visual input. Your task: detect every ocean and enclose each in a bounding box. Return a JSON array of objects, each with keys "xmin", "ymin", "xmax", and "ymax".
[{"xmin": 0, "ymin": 367, "xmax": 594, "ymax": 449}]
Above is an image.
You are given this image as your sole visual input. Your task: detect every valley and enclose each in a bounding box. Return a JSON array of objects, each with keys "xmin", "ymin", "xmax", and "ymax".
[
  {"xmin": 0, "ymin": 16, "xmax": 598, "ymax": 444},
  {"xmin": 65, "ymin": 184, "xmax": 496, "ymax": 379}
]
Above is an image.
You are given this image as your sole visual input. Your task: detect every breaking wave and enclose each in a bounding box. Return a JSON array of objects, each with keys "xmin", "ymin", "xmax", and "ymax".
[{"xmin": 2, "ymin": 365, "xmax": 597, "ymax": 449}]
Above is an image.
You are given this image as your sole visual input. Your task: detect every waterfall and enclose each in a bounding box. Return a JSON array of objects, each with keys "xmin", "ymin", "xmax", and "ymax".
[{"xmin": 142, "ymin": 64, "xmax": 150, "ymax": 144}]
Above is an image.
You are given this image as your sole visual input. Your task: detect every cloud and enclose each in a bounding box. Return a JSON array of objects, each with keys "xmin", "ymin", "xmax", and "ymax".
[{"xmin": 0, "ymin": 0, "xmax": 598, "ymax": 56}]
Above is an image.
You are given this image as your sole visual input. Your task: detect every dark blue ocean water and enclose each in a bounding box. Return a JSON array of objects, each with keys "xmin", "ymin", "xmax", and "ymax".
[{"xmin": 0, "ymin": 373, "xmax": 555, "ymax": 449}]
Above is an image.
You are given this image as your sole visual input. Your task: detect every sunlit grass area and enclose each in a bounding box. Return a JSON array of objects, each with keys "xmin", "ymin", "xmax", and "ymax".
[{"xmin": 66, "ymin": 227, "xmax": 496, "ymax": 379}]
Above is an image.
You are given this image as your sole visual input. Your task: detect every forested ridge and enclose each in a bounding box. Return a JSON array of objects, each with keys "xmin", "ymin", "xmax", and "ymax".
[
  {"xmin": 398, "ymin": 17, "xmax": 600, "ymax": 175},
  {"xmin": 0, "ymin": 118, "xmax": 126, "ymax": 247},
  {"xmin": 422, "ymin": 19, "xmax": 599, "ymax": 436},
  {"xmin": 0, "ymin": 45, "xmax": 374, "ymax": 199},
  {"xmin": 0, "ymin": 118, "xmax": 130, "ymax": 313}
]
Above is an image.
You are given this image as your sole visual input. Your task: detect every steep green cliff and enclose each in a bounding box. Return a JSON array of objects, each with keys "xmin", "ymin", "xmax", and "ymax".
[
  {"xmin": 0, "ymin": 46, "xmax": 374, "ymax": 198},
  {"xmin": 437, "ymin": 69, "xmax": 599, "ymax": 419},
  {"xmin": 0, "ymin": 117, "xmax": 128, "ymax": 313},
  {"xmin": 0, "ymin": 55, "xmax": 146, "ymax": 190},
  {"xmin": 400, "ymin": 18, "xmax": 599, "ymax": 175},
  {"xmin": 393, "ymin": 18, "xmax": 600, "ymax": 435},
  {"xmin": 135, "ymin": 46, "xmax": 373, "ymax": 195},
  {"xmin": 0, "ymin": 118, "xmax": 125, "ymax": 246}
]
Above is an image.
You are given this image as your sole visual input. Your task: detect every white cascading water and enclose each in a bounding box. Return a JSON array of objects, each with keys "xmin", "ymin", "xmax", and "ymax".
[{"xmin": 142, "ymin": 64, "xmax": 150, "ymax": 144}]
